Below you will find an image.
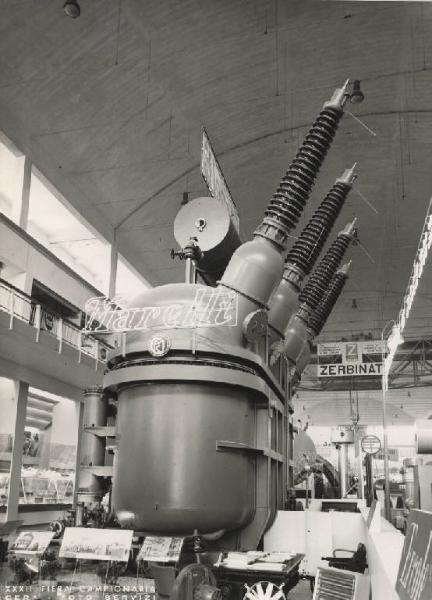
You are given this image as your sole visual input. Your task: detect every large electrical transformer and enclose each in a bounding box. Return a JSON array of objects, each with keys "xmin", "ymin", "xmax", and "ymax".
[{"xmin": 78, "ymin": 81, "xmax": 359, "ymax": 561}]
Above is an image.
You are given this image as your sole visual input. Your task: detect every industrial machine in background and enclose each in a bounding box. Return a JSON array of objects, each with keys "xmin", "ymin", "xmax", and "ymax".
[
  {"xmin": 394, "ymin": 421, "xmax": 432, "ymax": 519},
  {"xmin": 74, "ymin": 80, "xmax": 363, "ymax": 600}
]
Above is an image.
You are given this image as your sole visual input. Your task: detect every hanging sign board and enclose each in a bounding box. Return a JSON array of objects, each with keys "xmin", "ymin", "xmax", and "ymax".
[
  {"xmin": 361, "ymin": 435, "xmax": 381, "ymax": 455},
  {"xmin": 59, "ymin": 527, "xmax": 133, "ymax": 562},
  {"xmin": 317, "ymin": 340, "xmax": 386, "ymax": 377},
  {"xmin": 137, "ymin": 536, "xmax": 184, "ymax": 563},
  {"xmin": 10, "ymin": 531, "xmax": 54, "ymax": 555},
  {"xmin": 201, "ymin": 129, "xmax": 240, "ymax": 233},
  {"xmin": 376, "ymin": 447, "xmax": 399, "ymax": 461},
  {"xmin": 396, "ymin": 509, "xmax": 432, "ymax": 600}
]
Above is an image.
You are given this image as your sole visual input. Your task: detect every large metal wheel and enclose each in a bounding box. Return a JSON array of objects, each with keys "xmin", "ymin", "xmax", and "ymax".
[
  {"xmin": 243, "ymin": 581, "xmax": 286, "ymax": 600},
  {"xmin": 170, "ymin": 563, "xmax": 221, "ymax": 600}
]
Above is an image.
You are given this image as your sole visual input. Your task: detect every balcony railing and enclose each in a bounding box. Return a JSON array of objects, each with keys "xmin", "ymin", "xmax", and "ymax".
[{"xmin": 0, "ymin": 278, "xmax": 111, "ymax": 364}]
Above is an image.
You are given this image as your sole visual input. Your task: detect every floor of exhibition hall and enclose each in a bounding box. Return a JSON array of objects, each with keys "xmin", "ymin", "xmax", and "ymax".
[{"xmin": 0, "ymin": 563, "xmax": 313, "ymax": 600}]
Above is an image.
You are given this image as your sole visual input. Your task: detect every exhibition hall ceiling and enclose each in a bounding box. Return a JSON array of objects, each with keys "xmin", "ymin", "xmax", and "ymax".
[{"xmin": 1, "ymin": 0, "xmax": 432, "ymax": 342}]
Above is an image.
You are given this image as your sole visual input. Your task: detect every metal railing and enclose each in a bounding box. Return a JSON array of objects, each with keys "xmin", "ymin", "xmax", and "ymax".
[{"xmin": 0, "ymin": 278, "xmax": 111, "ymax": 364}]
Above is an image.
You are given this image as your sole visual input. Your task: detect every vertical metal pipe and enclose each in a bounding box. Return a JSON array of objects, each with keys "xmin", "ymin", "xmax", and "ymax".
[
  {"xmin": 338, "ymin": 445, "xmax": 349, "ymax": 498},
  {"xmin": 73, "ymin": 400, "xmax": 84, "ymax": 510},
  {"xmin": 381, "ymin": 324, "xmax": 394, "ymax": 521},
  {"xmin": 365, "ymin": 454, "xmax": 374, "ymax": 507},
  {"xmin": 354, "ymin": 428, "xmax": 365, "ymax": 500},
  {"xmin": 382, "ymin": 381, "xmax": 391, "ymax": 520},
  {"xmin": 185, "ymin": 258, "xmax": 197, "ymax": 284}
]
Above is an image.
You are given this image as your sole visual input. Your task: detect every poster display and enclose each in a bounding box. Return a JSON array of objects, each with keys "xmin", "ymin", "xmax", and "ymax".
[
  {"xmin": 396, "ymin": 509, "xmax": 432, "ymax": 600},
  {"xmin": 59, "ymin": 527, "xmax": 133, "ymax": 562},
  {"xmin": 317, "ymin": 340, "xmax": 386, "ymax": 377},
  {"xmin": 137, "ymin": 536, "xmax": 184, "ymax": 563},
  {"xmin": 10, "ymin": 531, "xmax": 55, "ymax": 555}
]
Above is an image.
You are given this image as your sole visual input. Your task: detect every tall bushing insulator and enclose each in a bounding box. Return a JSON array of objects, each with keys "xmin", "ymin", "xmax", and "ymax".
[
  {"xmin": 268, "ymin": 166, "xmax": 356, "ymax": 337},
  {"xmin": 291, "ymin": 262, "xmax": 352, "ymax": 389},
  {"xmin": 77, "ymin": 386, "xmax": 108, "ymax": 503},
  {"xmin": 280, "ymin": 222, "xmax": 356, "ymax": 365},
  {"xmin": 254, "ymin": 81, "xmax": 350, "ymax": 252},
  {"xmin": 285, "ymin": 166, "xmax": 356, "ymax": 277},
  {"xmin": 308, "ymin": 261, "xmax": 351, "ymax": 337},
  {"xmin": 222, "ymin": 82, "xmax": 350, "ymax": 331},
  {"xmin": 299, "ymin": 219, "xmax": 356, "ymax": 313}
]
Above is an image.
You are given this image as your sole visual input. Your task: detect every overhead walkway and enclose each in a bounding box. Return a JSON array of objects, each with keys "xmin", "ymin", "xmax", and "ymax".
[{"xmin": 0, "ymin": 276, "xmax": 109, "ymax": 396}]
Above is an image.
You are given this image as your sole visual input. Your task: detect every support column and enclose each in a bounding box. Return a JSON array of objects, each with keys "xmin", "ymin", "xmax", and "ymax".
[
  {"xmin": 11, "ymin": 156, "xmax": 31, "ymax": 230},
  {"xmin": 73, "ymin": 400, "xmax": 84, "ymax": 509},
  {"xmin": 19, "ymin": 157, "xmax": 31, "ymax": 230},
  {"xmin": 108, "ymin": 237, "xmax": 118, "ymax": 298},
  {"xmin": 6, "ymin": 381, "xmax": 29, "ymax": 521},
  {"xmin": 338, "ymin": 444, "xmax": 349, "ymax": 498}
]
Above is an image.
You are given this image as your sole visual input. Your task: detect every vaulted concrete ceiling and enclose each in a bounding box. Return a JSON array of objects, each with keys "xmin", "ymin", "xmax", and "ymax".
[{"xmin": 1, "ymin": 0, "xmax": 432, "ymax": 342}]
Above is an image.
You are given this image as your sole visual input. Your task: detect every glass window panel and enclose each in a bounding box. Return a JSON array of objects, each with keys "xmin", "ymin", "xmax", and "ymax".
[
  {"xmin": 0, "ymin": 376, "xmax": 17, "ymax": 511},
  {"xmin": 0, "ymin": 133, "xmax": 24, "ymax": 220},
  {"xmin": 28, "ymin": 169, "xmax": 111, "ymax": 294},
  {"xmin": 115, "ymin": 254, "xmax": 150, "ymax": 301},
  {"xmin": 20, "ymin": 388, "xmax": 79, "ymax": 505}
]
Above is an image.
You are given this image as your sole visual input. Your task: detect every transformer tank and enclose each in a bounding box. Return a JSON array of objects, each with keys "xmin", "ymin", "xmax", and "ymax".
[
  {"xmin": 100, "ymin": 81, "xmax": 356, "ymax": 552},
  {"xmin": 105, "ymin": 280, "xmax": 288, "ymax": 547}
]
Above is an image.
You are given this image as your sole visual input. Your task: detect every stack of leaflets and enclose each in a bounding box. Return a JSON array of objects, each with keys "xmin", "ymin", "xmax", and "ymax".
[{"xmin": 216, "ymin": 551, "xmax": 296, "ymax": 571}]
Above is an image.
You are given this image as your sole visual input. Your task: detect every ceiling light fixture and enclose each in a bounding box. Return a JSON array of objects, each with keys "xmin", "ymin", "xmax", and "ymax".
[
  {"xmin": 383, "ymin": 197, "xmax": 432, "ymax": 389},
  {"xmin": 63, "ymin": 0, "xmax": 80, "ymax": 18},
  {"xmin": 350, "ymin": 80, "xmax": 365, "ymax": 104}
]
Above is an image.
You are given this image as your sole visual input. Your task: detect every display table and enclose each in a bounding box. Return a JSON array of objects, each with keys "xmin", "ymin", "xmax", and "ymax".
[{"xmin": 213, "ymin": 553, "xmax": 304, "ymax": 599}]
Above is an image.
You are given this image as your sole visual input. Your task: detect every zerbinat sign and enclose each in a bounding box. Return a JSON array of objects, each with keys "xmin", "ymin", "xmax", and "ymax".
[{"xmin": 317, "ymin": 340, "xmax": 386, "ymax": 378}]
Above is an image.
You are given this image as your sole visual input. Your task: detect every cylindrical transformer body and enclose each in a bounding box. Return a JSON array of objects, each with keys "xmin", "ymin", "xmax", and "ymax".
[
  {"xmin": 77, "ymin": 386, "xmax": 108, "ymax": 502},
  {"xmin": 113, "ymin": 382, "xmax": 256, "ymax": 534},
  {"xmin": 106, "ymin": 254, "xmax": 285, "ymax": 537}
]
